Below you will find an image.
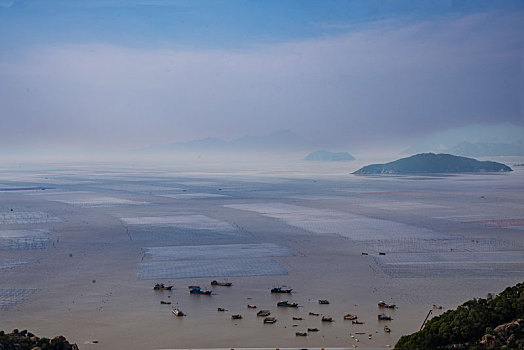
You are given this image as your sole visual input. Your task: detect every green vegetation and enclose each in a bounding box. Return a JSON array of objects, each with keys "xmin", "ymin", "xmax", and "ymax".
[
  {"xmin": 395, "ymin": 282, "xmax": 524, "ymax": 349},
  {"xmin": 353, "ymin": 153, "xmax": 512, "ymax": 174}
]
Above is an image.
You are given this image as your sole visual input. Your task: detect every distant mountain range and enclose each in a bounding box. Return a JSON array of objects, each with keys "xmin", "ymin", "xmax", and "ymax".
[
  {"xmin": 353, "ymin": 153, "xmax": 512, "ymax": 174},
  {"xmin": 304, "ymin": 150, "xmax": 355, "ymax": 162},
  {"xmin": 135, "ymin": 130, "xmax": 328, "ymax": 153},
  {"xmin": 403, "ymin": 123, "xmax": 524, "ymax": 157}
]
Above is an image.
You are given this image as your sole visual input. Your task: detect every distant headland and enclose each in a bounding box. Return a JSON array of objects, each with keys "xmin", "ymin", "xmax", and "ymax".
[
  {"xmin": 353, "ymin": 153, "xmax": 512, "ymax": 175},
  {"xmin": 304, "ymin": 150, "xmax": 355, "ymax": 162}
]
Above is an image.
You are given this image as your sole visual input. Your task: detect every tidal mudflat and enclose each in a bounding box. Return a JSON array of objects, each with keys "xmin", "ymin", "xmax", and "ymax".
[{"xmin": 0, "ymin": 163, "xmax": 523, "ymax": 349}]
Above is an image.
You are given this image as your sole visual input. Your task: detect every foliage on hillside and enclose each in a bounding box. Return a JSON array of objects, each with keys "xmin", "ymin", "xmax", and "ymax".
[
  {"xmin": 395, "ymin": 282, "xmax": 524, "ymax": 349},
  {"xmin": 353, "ymin": 153, "xmax": 512, "ymax": 174}
]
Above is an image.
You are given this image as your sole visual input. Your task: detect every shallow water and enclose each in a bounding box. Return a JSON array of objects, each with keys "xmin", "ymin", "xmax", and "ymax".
[{"xmin": 0, "ymin": 163, "xmax": 523, "ymax": 349}]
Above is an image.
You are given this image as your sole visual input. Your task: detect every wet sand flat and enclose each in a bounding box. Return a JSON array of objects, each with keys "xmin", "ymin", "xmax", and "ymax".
[{"xmin": 0, "ymin": 163, "xmax": 523, "ymax": 349}]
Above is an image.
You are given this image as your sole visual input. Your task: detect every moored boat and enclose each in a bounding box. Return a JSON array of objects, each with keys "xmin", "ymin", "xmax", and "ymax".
[
  {"xmin": 378, "ymin": 301, "xmax": 396, "ymax": 308},
  {"xmin": 378, "ymin": 313, "xmax": 392, "ymax": 321},
  {"xmin": 344, "ymin": 314, "xmax": 358, "ymax": 320},
  {"xmin": 271, "ymin": 287, "xmax": 293, "ymax": 293},
  {"xmin": 263, "ymin": 317, "xmax": 277, "ymax": 324},
  {"xmin": 277, "ymin": 301, "xmax": 298, "ymax": 307},
  {"xmin": 211, "ymin": 280, "xmax": 232, "ymax": 286},
  {"xmin": 190, "ymin": 287, "xmax": 212, "ymax": 295},
  {"xmin": 318, "ymin": 299, "xmax": 330, "ymax": 304},
  {"xmin": 257, "ymin": 310, "xmax": 270, "ymax": 317},
  {"xmin": 172, "ymin": 309, "xmax": 185, "ymax": 316},
  {"xmin": 154, "ymin": 283, "xmax": 173, "ymax": 290}
]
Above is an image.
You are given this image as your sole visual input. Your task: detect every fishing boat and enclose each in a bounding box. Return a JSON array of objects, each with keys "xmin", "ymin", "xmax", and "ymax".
[
  {"xmin": 295, "ymin": 332, "xmax": 307, "ymax": 337},
  {"xmin": 321, "ymin": 316, "xmax": 334, "ymax": 322},
  {"xmin": 378, "ymin": 301, "xmax": 396, "ymax": 308},
  {"xmin": 277, "ymin": 301, "xmax": 298, "ymax": 307},
  {"xmin": 257, "ymin": 310, "xmax": 270, "ymax": 317},
  {"xmin": 154, "ymin": 283, "xmax": 173, "ymax": 290},
  {"xmin": 344, "ymin": 314, "xmax": 358, "ymax": 320},
  {"xmin": 309, "ymin": 312, "xmax": 319, "ymax": 316},
  {"xmin": 352, "ymin": 320, "xmax": 365, "ymax": 324},
  {"xmin": 190, "ymin": 287, "xmax": 212, "ymax": 295},
  {"xmin": 263, "ymin": 317, "xmax": 277, "ymax": 324},
  {"xmin": 211, "ymin": 280, "xmax": 232, "ymax": 286},
  {"xmin": 378, "ymin": 313, "xmax": 392, "ymax": 321},
  {"xmin": 271, "ymin": 287, "xmax": 293, "ymax": 293},
  {"xmin": 172, "ymin": 309, "xmax": 185, "ymax": 316},
  {"xmin": 231, "ymin": 314, "xmax": 242, "ymax": 320},
  {"xmin": 307, "ymin": 328, "xmax": 319, "ymax": 332},
  {"xmin": 384, "ymin": 326, "xmax": 391, "ymax": 333},
  {"xmin": 160, "ymin": 301, "xmax": 171, "ymax": 305},
  {"xmin": 247, "ymin": 304, "xmax": 257, "ymax": 309},
  {"xmin": 292, "ymin": 317, "xmax": 303, "ymax": 320},
  {"xmin": 318, "ymin": 299, "xmax": 330, "ymax": 304},
  {"xmin": 217, "ymin": 307, "xmax": 227, "ymax": 312}
]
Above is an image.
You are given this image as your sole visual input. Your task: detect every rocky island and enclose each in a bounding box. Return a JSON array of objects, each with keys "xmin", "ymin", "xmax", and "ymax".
[
  {"xmin": 353, "ymin": 153, "xmax": 512, "ymax": 175},
  {"xmin": 305, "ymin": 150, "xmax": 355, "ymax": 161}
]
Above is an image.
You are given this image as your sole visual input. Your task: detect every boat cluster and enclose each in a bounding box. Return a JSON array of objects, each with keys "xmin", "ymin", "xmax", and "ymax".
[{"xmin": 154, "ymin": 281, "xmax": 396, "ymax": 341}]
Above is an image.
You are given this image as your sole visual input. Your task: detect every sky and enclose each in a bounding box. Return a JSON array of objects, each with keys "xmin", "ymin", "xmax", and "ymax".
[{"xmin": 0, "ymin": 0, "xmax": 523, "ymax": 154}]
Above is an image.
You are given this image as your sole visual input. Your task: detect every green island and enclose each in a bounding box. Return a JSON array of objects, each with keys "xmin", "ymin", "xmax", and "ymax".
[
  {"xmin": 395, "ymin": 281, "xmax": 524, "ymax": 349},
  {"xmin": 353, "ymin": 153, "xmax": 512, "ymax": 174}
]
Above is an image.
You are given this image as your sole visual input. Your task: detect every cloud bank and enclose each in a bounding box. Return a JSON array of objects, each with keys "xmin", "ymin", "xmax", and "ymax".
[{"xmin": 0, "ymin": 10, "xmax": 522, "ymax": 152}]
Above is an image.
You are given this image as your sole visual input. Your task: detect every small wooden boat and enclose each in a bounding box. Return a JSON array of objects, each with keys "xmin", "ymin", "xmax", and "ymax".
[
  {"xmin": 344, "ymin": 314, "xmax": 358, "ymax": 320},
  {"xmin": 378, "ymin": 313, "xmax": 392, "ymax": 321},
  {"xmin": 217, "ymin": 307, "xmax": 227, "ymax": 312},
  {"xmin": 321, "ymin": 316, "xmax": 334, "ymax": 322},
  {"xmin": 190, "ymin": 287, "xmax": 212, "ymax": 295},
  {"xmin": 154, "ymin": 283, "xmax": 173, "ymax": 291},
  {"xmin": 247, "ymin": 304, "xmax": 257, "ymax": 309},
  {"xmin": 352, "ymin": 320, "xmax": 365, "ymax": 324},
  {"xmin": 172, "ymin": 309, "xmax": 185, "ymax": 316},
  {"xmin": 292, "ymin": 317, "xmax": 303, "ymax": 320},
  {"xmin": 263, "ymin": 317, "xmax": 277, "ymax": 324},
  {"xmin": 309, "ymin": 312, "xmax": 319, "ymax": 316},
  {"xmin": 384, "ymin": 326, "xmax": 391, "ymax": 333},
  {"xmin": 318, "ymin": 299, "xmax": 330, "ymax": 304},
  {"xmin": 277, "ymin": 301, "xmax": 298, "ymax": 307},
  {"xmin": 433, "ymin": 304, "xmax": 443, "ymax": 309},
  {"xmin": 160, "ymin": 301, "xmax": 171, "ymax": 305},
  {"xmin": 295, "ymin": 332, "xmax": 307, "ymax": 337},
  {"xmin": 257, "ymin": 310, "xmax": 270, "ymax": 317},
  {"xmin": 271, "ymin": 287, "xmax": 293, "ymax": 293},
  {"xmin": 378, "ymin": 301, "xmax": 396, "ymax": 308},
  {"xmin": 307, "ymin": 328, "xmax": 319, "ymax": 332},
  {"xmin": 231, "ymin": 314, "xmax": 242, "ymax": 320},
  {"xmin": 211, "ymin": 280, "xmax": 232, "ymax": 286}
]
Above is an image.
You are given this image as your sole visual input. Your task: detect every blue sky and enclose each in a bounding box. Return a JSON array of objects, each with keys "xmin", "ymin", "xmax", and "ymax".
[
  {"xmin": 2, "ymin": 0, "xmax": 523, "ymax": 50},
  {"xmin": 0, "ymin": 0, "xmax": 523, "ymax": 153}
]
